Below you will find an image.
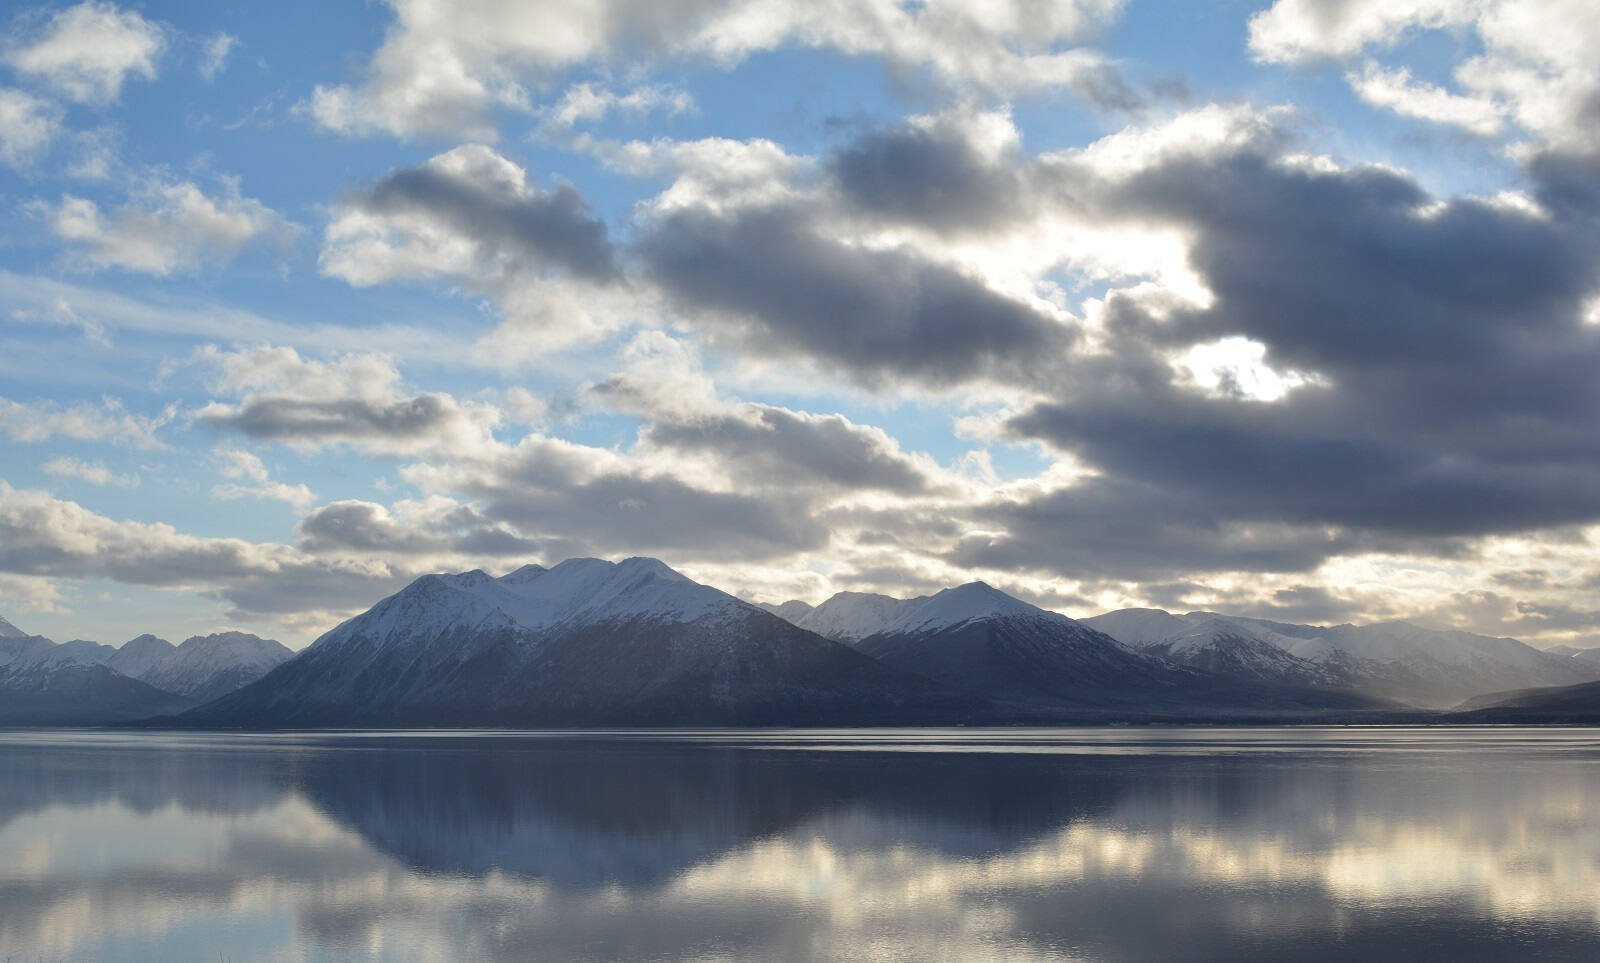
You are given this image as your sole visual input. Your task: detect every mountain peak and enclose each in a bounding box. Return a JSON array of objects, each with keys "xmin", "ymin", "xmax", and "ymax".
[
  {"xmin": 885, "ymin": 582, "xmax": 1047, "ymax": 633},
  {"xmin": 616, "ymin": 556, "xmax": 687, "ymax": 581},
  {"xmin": 0, "ymin": 615, "xmax": 27, "ymax": 638},
  {"xmin": 497, "ymin": 563, "xmax": 548, "ymax": 585}
]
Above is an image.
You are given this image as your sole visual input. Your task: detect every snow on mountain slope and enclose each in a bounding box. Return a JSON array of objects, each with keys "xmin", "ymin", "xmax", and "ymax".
[
  {"xmin": 1080, "ymin": 608, "xmax": 1196, "ymax": 646},
  {"xmin": 1088, "ymin": 608, "xmax": 1598, "ymax": 707},
  {"xmin": 0, "ymin": 615, "xmax": 26, "ymax": 638},
  {"xmin": 136, "ymin": 632, "xmax": 294, "ymax": 703},
  {"xmin": 792, "ymin": 591, "xmax": 922, "ymax": 642},
  {"xmin": 183, "ymin": 557, "xmax": 955, "ymax": 726},
  {"xmin": 106, "ymin": 634, "xmax": 177, "ymax": 678},
  {"xmin": 758, "ymin": 600, "xmax": 814, "ymax": 623}
]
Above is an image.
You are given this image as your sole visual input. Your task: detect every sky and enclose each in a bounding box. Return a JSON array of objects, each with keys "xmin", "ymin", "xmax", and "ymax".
[{"xmin": 1, "ymin": 0, "xmax": 1598, "ymax": 650}]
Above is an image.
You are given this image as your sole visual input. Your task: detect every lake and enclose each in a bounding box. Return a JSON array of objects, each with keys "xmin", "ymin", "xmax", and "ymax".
[{"xmin": 2, "ymin": 728, "xmax": 1599, "ymax": 961}]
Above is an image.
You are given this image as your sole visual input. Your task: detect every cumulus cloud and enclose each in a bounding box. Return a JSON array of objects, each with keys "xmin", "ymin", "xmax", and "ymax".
[
  {"xmin": 0, "ymin": 480, "xmax": 403, "ymax": 625},
  {"xmin": 5, "ymin": 1, "xmax": 165, "ymax": 105},
  {"xmin": 193, "ymin": 345, "xmax": 501, "ymax": 457},
  {"xmin": 305, "ymin": 0, "xmax": 1130, "ymax": 140},
  {"xmin": 43, "ymin": 176, "xmax": 298, "ymax": 276},
  {"xmin": 320, "ymin": 144, "xmax": 633, "ymax": 354},
  {"xmin": 1251, "ymin": 0, "xmax": 1600, "ymax": 154},
  {"xmin": 590, "ymin": 333, "xmax": 941, "ymax": 495},
  {"xmin": 0, "ymin": 87, "xmax": 63, "ymax": 168},
  {"xmin": 210, "ymin": 449, "xmax": 316, "ymax": 510}
]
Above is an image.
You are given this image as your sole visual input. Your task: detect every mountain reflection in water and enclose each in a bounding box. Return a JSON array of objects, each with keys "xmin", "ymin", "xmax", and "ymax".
[{"xmin": 2, "ymin": 728, "xmax": 1600, "ymax": 962}]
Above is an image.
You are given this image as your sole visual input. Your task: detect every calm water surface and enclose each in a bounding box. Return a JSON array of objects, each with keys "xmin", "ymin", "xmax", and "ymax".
[{"xmin": 2, "ymin": 727, "xmax": 1599, "ymax": 961}]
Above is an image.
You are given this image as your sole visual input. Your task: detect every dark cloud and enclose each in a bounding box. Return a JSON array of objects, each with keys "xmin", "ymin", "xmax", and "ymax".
[
  {"xmin": 358, "ymin": 162, "xmax": 619, "ymax": 282},
  {"xmin": 638, "ymin": 204, "xmax": 1073, "ymax": 386},
  {"xmin": 419, "ymin": 439, "xmax": 829, "ymax": 562},
  {"xmin": 828, "ymin": 123, "xmax": 1023, "ymax": 233},
  {"xmin": 296, "ymin": 500, "xmax": 545, "ymax": 558},
  {"xmin": 995, "ymin": 142, "xmax": 1600, "ymax": 554},
  {"xmin": 611, "ymin": 395, "xmax": 934, "ymax": 494},
  {"xmin": 199, "ymin": 395, "xmax": 470, "ymax": 446}
]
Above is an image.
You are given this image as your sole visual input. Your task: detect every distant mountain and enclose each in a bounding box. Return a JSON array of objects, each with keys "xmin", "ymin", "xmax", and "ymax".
[
  {"xmin": 757, "ymin": 600, "xmax": 815, "ymax": 624},
  {"xmin": 0, "ymin": 618, "xmax": 193, "ymax": 725},
  {"xmin": 776, "ymin": 585, "xmax": 1380, "ymax": 716},
  {"xmin": 176, "ymin": 558, "xmax": 964, "ymax": 727},
  {"xmin": 790, "ymin": 591, "xmax": 924, "ymax": 642},
  {"xmin": 1088, "ymin": 609, "xmax": 1599, "ymax": 708},
  {"xmin": 0, "ymin": 615, "xmax": 28, "ymax": 638},
  {"xmin": 0, "ymin": 616, "xmax": 293, "ymax": 725},
  {"xmin": 1449, "ymin": 679, "xmax": 1600, "ymax": 722},
  {"xmin": 121, "ymin": 632, "xmax": 294, "ymax": 703}
]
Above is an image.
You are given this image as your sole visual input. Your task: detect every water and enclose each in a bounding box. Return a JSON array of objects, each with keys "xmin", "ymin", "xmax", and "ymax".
[{"xmin": 2, "ymin": 728, "xmax": 1599, "ymax": 962}]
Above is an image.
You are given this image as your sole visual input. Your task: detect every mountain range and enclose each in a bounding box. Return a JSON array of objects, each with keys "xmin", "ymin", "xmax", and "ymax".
[
  {"xmin": 0, "ymin": 618, "xmax": 292, "ymax": 725},
  {"xmin": 7, "ymin": 557, "xmax": 1597, "ymax": 727}
]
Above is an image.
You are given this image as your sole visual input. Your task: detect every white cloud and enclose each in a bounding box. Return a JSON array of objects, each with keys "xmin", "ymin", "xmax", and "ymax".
[
  {"xmin": 1173, "ymin": 337, "xmax": 1327, "ymax": 403},
  {"xmin": 199, "ymin": 32, "xmax": 237, "ymax": 80},
  {"xmin": 210, "ymin": 449, "xmax": 316, "ymax": 510},
  {"xmin": 0, "ymin": 396, "xmax": 170, "ymax": 448},
  {"xmin": 43, "ymin": 176, "xmax": 298, "ymax": 276},
  {"xmin": 0, "ymin": 87, "xmax": 62, "ymax": 167},
  {"xmin": 5, "ymin": 1, "xmax": 166, "ymax": 105},
  {"xmin": 40, "ymin": 456, "xmax": 138, "ymax": 487},
  {"xmin": 1347, "ymin": 61, "xmax": 1506, "ymax": 137},
  {"xmin": 1251, "ymin": 0, "xmax": 1600, "ymax": 151},
  {"xmin": 320, "ymin": 144, "xmax": 634, "ymax": 354},
  {"xmin": 0, "ymin": 480, "xmax": 403, "ymax": 627},
  {"xmin": 305, "ymin": 0, "xmax": 1129, "ymax": 140},
  {"xmin": 192, "ymin": 344, "xmax": 502, "ymax": 457},
  {"xmin": 541, "ymin": 82, "xmax": 693, "ymax": 130}
]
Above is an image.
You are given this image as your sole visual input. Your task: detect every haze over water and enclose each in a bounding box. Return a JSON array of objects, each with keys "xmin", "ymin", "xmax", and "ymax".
[{"xmin": 3, "ymin": 728, "xmax": 1599, "ymax": 962}]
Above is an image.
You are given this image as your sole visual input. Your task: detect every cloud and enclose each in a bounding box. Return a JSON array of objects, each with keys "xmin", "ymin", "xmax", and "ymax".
[
  {"xmin": 1250, "ymin": 0, "xmax": 1600, "ymax": 154},
  {"xmin": 305, "ymin": 0, "xmax": 1129, "ymax": 140},
  {"xmin": 1346, "ymin": 60, "xmax": 1506, "ymax": 137},
  {"xmin": 0, "ymin": 481, "xmax": 406, "ymax": 627},
  {"xmin": 590, "ymin": 334, "xmax": 940, "ymax": 495},
  {"xmin": 5, "ymin": 1, "xmax": 166, "ymax": 105},
  {"xmin": 295, "ymin": 496, "xmax": 545, "ymax": 558},
  {"xmin": 0, "ymin": 396, "xmax": 170, "ymax": 448},
  {"xmin": 43, "ymin": 176, "xmax": 298, "ymax": 276},
  {"xmin": 40, "ymin": 456, "xmax": 138, "ymax": 487},
  {"xmin": 541, "ymin": 82, "xmax": 693, "ymax": 131},
  {"xmin": 193, "ymin": 345, "xmax": 501, "ymax": 457},
  {"xmin": 198, "ymin": 32, "xmax": 236, "ymax": 80},
  {"xmin": 0, "ymin": 87, "xmax": 62, "ymax": 167},
  {"xmin": 403, "ymin": 433, "xmax": 830, "ymax": 562},
  {"xmin": 210, "ymin": 449, "xmax": 316, "ymax": 510},
  {"xmin": 320, "ymin": 144, "xmax": 631, "ymax": 353},
  {"xmin": 638, "ymin": 202, "xmax": 1072, "ymax": 388}
]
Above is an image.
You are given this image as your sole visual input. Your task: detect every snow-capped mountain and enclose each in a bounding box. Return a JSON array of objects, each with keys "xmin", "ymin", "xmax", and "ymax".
[
  {"xmin": 0, "ymin": 618, "xmax": 192, "ymax": 725},
  {"xmin": 180, "ymin": 557, "xmax": 958, "ymax": 727},
  {"xmin": 1087, "ymin": 609, "xmax": 1599, "ymax": 707},
  {"xmin": 125, "ymin": 632, "xmax": 295, "ymax": 703},
  {"xmin": 0, "ymin": 616, "xmax": 295, "ymax": 723},
  {"xmin": 0, "ymin": 615, "xmax": 28, "ymax": 638},
  {"xmin": 775, "ymin": 584, "xmax": 1377, "ymax": 714},
  {"xmin": 789, "ymin": 591, "xmax": 924, "ymax": 642}
]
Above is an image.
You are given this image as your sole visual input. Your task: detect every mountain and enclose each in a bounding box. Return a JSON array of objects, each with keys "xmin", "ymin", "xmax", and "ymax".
[
  {"xmin": 126, "ymin": 632, "xmax": 295, "ymax": 703},
  {"xmin": 175, "ymin": 558, "xmax": 965, "ymax": 727},
  {"xmin": 790, "ymin": 591, "xmax": 923, "ymax": 642},
  {"xmin": 1088, "ymin": 609, "xmax": 1599, "ymax": 708},
  {"xmin": 757, "ymin": 600, "xmax": 815, "ymax": 623},
  {"xmin": 0, "ymin": 618, "xmax": 193, "ymax": 725},
  {"xmin": 1449, "ymin": 679, "xmax": 1600, "ymax": 722},
  {"xmin": 0, "ymin": 615, "xmax": 28, "ymax": 638},
  {"xmin": 778, "ymin": 585, "xmax": 1380, "ymax": 716}
]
